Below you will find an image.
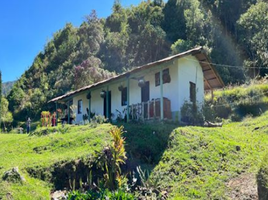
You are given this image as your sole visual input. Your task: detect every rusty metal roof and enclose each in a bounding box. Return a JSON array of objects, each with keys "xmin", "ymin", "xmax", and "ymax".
[{"xmin": 48, "ymin": 46, "xmax": 224, "ymax": 103}]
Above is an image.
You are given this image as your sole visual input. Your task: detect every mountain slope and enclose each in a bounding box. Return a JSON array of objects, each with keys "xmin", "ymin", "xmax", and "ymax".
[
  {"xmin": 2, "ymin": 81, "xmax": 15, "ymax": 96},
  {"xmin": 7, "ymin": 0, "xmax": 267, "ymax": 123}
]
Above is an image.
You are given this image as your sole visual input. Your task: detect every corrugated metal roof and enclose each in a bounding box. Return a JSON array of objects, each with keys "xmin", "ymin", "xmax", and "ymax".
[{"xmin": 48, "ymin": 46, "xmax": 224, "ymax": 103}]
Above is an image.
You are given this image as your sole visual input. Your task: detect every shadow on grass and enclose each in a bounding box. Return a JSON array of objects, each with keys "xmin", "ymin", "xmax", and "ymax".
[{"xmin": 115, "ymin": 121, "xmax": 179, "ymax": 173}]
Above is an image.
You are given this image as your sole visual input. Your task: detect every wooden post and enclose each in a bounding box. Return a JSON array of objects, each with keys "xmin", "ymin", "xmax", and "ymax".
[
  {"xmin": 132, "ymin": 104, "xmax": 134, "ymax": 120},
  {"xmin": 106, "ymin": 86, "xmax": 109, "ymax": 119},
  {"xmin": 153, "ymin": 99, "xmax": 156, "ymax": 118},
  {"xmin": 88, "ymin": 93, "xmax": 91, "ymax": 121},
  {"xmin": 147, "ymin": 101, "xmax": 150, "ymax": 120},
  {"xmin": 142, "ymin": 102, "xmax": 144, "ymax": 121},
  {"xmin": 211, "ymin": 89, "xmax": 214, "ymax": 102},
  {"xmin": 127, "ymin": 78, "xmax": 130, "ymax": 122},
  {"xmin": 68, "ymin": 101, "xmax": 70, "ymax": 124},
  {"xmin": 56, "ymin": 101, "xmax": 58, "ymax": 126},
  {"xmin": 160, "ymin": 68, "xmax": 164, "ymax": 120}
]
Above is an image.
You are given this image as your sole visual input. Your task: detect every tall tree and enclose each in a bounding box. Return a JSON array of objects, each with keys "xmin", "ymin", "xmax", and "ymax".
[
  {"xmin": 237, "ymin": 1, "xmax": 268, "ymax": 77},
  {"xmin": 162, "ymin": 0, "xmax": 187, "ymax": 43},
  {"xmin": 0, "ymin": 97, "xmax": 13, "ymax": 132}
]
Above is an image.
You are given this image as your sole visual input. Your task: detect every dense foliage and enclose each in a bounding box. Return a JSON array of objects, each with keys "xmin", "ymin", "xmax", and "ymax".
[
  {"xmin": 68, "ymin": 189, "xmax": 134, "ymax": 200},
  {"xmin": 6, "ymin": 0, "xmax": 268, "ymax": 122},
  {"xmin": 0, "ymin": 97, "xmax": 13, "ymax": 131}
]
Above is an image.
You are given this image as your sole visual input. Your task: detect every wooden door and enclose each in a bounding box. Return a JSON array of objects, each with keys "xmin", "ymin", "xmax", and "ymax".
[
  {"xmin": 103, "ymin": 91, "xmax": 111, "ymax": 119},
  {"xmin": 141, "ymin": 81, "xmax": 150, "ymax": 118}
]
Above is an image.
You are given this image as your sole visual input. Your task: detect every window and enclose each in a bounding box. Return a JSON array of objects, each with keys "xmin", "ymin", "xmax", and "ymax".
[
  {"xmin": 155, "ymin": 68, "xmax": 170, "ymax": 86},
  {"xmin": 78, "ymin": 100, "xmax": 82, "ymax": 114},
  {"xmin": 190, "ymin": 82, "xmax": 196, "ymax": 103},
  {"xmin": 121, "ymin": 87, "xmax": 127, "ymax": 106}
]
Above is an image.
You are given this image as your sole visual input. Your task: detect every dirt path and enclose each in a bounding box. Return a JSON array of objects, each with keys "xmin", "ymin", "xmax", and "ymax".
[{"xmin": 226, "ymin": 173, "xmax": 258, "ymax": 200}]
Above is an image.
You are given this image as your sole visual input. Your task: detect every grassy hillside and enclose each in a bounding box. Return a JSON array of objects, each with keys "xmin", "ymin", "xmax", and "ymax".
[
  {"xmin": 204, "ymin": 83, "xmax": 268, "ymax": 121},
  {"xmin": 0, "ymin": 124, "xmax": 112, "ymax": 200},
  {"xmin": 1, "ymin": 96, "xmax": 268, "ymax": 199},
  {"xmin": 148, "ymin": 113, "xmax": 268, "ymax": 199}
]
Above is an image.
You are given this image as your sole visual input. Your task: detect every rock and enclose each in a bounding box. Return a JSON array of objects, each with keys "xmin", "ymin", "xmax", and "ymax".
[
  {"xmin": 236, "ymin": 146, "xmax": 241, "ymax": 151},
  {"xmin": 51, "ymin": 190, "xmax": 67, "ymax": 200},
  {"xmin": 204, "ymin": 121, "xmax": 223, "ymax": 127},
  {"xmin": 6, "ymin": 192, "xmax": 13, "ymax": 200},
  {"xmin": 2, "ymin": 167, "xmax": 26, "ymax": 183}
]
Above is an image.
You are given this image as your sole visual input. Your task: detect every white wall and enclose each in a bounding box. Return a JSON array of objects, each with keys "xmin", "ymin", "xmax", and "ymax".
[
  {"xmin": 91, "ymin": 89, "xmax": 104, "ymax": 116},
  {"xmin": 73, "ymin": 93, "xmax": 89, "ymax": 123},
  {"xmin": 70, "ymin": 55, "xmax": 204, "ymax": 123},
  {"xmin": 144, "ymin": 61, "xmax": 179, "ymax": 112},
  {"xmin": 177, "ymin": 55, "xmax": 204, "ymax": 119}
]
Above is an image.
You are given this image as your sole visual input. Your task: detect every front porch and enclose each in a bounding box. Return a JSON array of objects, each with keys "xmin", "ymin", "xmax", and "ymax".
[{"xmin": 127, "ymin": 97, "xmax": 172, "ymax": 121}]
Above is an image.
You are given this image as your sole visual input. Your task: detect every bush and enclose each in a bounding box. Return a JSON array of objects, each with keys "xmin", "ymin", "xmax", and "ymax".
[
  {"xmin": 92, "ymin": 115, "xmax": 107, "ymax": 124},
  {"xmin": 180, "ymin": 101, "xmax": 204, "ymax": 125},
  {"xmin": 96, "ymin": 126, "xmax": 127, "ymax": 190},
  {"xmin": 29, "ymin": 126, "xmax": 70, "ymax": 136},
  {"xmin": 204, "ymin": 84, "xmax": 268, "ymax": 122},
  {"xmin": 68, "ymin": 189, "xmax": 134, "ymax": 200}
]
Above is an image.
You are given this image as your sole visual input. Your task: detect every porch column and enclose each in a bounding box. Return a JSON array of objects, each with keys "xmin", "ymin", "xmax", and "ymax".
[
  {"xmin": 160, "ymin": 68, "xmax": 164, "ymax": 120},
  {"xmin": 106, "ymin": 86, "xmax": 109, "ymax": 119},
  {"xmin": 56, "ymin": 101, "xmax": 58, "ymax": 126},
  {"xmin": 211, "ymin": 89, "xmax": 214, "ymax": 102},
  {"xmin": 68, "ymin": 101, "xmax": 70, "ymax": 124},
  {"xmin": 127, "ymin": 77, "xmax": 130, "ymax": 122},
  {"xmin": 88, "ymin": 93, "xmax": 91, "ymax": 121}
]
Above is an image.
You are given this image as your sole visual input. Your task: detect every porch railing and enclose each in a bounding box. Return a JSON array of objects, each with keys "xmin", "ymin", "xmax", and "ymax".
[{"xmin": 128, "ymin": 97, "xmax": 172, "ymax": 121}]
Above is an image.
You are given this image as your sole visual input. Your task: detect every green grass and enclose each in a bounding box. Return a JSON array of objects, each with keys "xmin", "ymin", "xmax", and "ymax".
[
  {"xmin": 203, "ymin": 83, "xmax": 268, "ymax": 121},
  {"xmin": 0, "ymin": 124, "xmax": 112, "ymax": 200},
  {"xmin": 149, "ymin": 113, "xmax": 268, "ymax": 199},
  {"xmin": 206, "ymin": 83, "xmax": 268, "ymax": 103},
  {"xmin": 1, "ymin": 102, "xmax": 268, "ymax": 199}
]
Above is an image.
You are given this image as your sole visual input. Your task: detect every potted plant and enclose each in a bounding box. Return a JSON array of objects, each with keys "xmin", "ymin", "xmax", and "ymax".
[
  {"xmin": 118, "ymin": 85, "xmax": 124, "ymax": 91},
  {"xmin": 86, "ymin": 92, "xmax": 91, "ymax": 99},
  {"xmin": 138, "ymin": 79, "xmax": 145, "ymax": 87},
  {"xmin": 100, "ymin": 91, "xmax": 106, "ymax": 98}
]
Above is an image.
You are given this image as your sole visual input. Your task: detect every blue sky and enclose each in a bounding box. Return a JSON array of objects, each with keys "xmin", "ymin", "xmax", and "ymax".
[{"xmin": 0, "ymin": 0, "xmax": 142, "ymax": 82}]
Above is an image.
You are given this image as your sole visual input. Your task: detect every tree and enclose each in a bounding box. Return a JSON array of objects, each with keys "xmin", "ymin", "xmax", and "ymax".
[
  {"xmin": 126, "ymin": 1, "xmax": 170, "ymax": 67},
  {"xmin": 237, "ymin": 1, "xmax": 268, "ymax": 77},
  {"xmin": 0, "ymin": 97, "xmax": 13, "ymax": 132},
  {"xmin": 74, "ymin": 57, "xmax": 115, "ymax": 89},
  {"xmin": 162, "ymin": 0, "xmax": 187, "ymax": 43}
]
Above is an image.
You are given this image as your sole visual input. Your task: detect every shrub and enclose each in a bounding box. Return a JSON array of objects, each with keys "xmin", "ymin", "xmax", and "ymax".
[
  {"xmin": 67, "ymin": 188, "xmax": 134, "ymax": 200},
  {"xmin": 180, "ymin": 101, "xmax": 204, "ymax": 125},
  {"xmin": 92, "ymin": 115, "xmax": 107, "ymax": 124},
  {"xmin": 29, "ymin": 126, "xmax": 70, "ymax": 136},
  {"xmin": 96, "ymin": 126, "xmax": 127, "ymax": 190}
]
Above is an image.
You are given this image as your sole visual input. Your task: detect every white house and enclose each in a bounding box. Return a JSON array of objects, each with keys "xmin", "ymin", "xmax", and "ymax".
[{"xmin": 49, "ymin": 47, "xmax": 224, "ymax": 124}]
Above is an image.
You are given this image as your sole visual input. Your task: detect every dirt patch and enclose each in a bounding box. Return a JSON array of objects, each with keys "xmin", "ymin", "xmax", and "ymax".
[
  {"xmin": 26, "ymin": 158, "xmax": 103, "ymax": 191},
  {"xmin": 226, "ymin": 173, "xmax": 258, "ymax": 200}
]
